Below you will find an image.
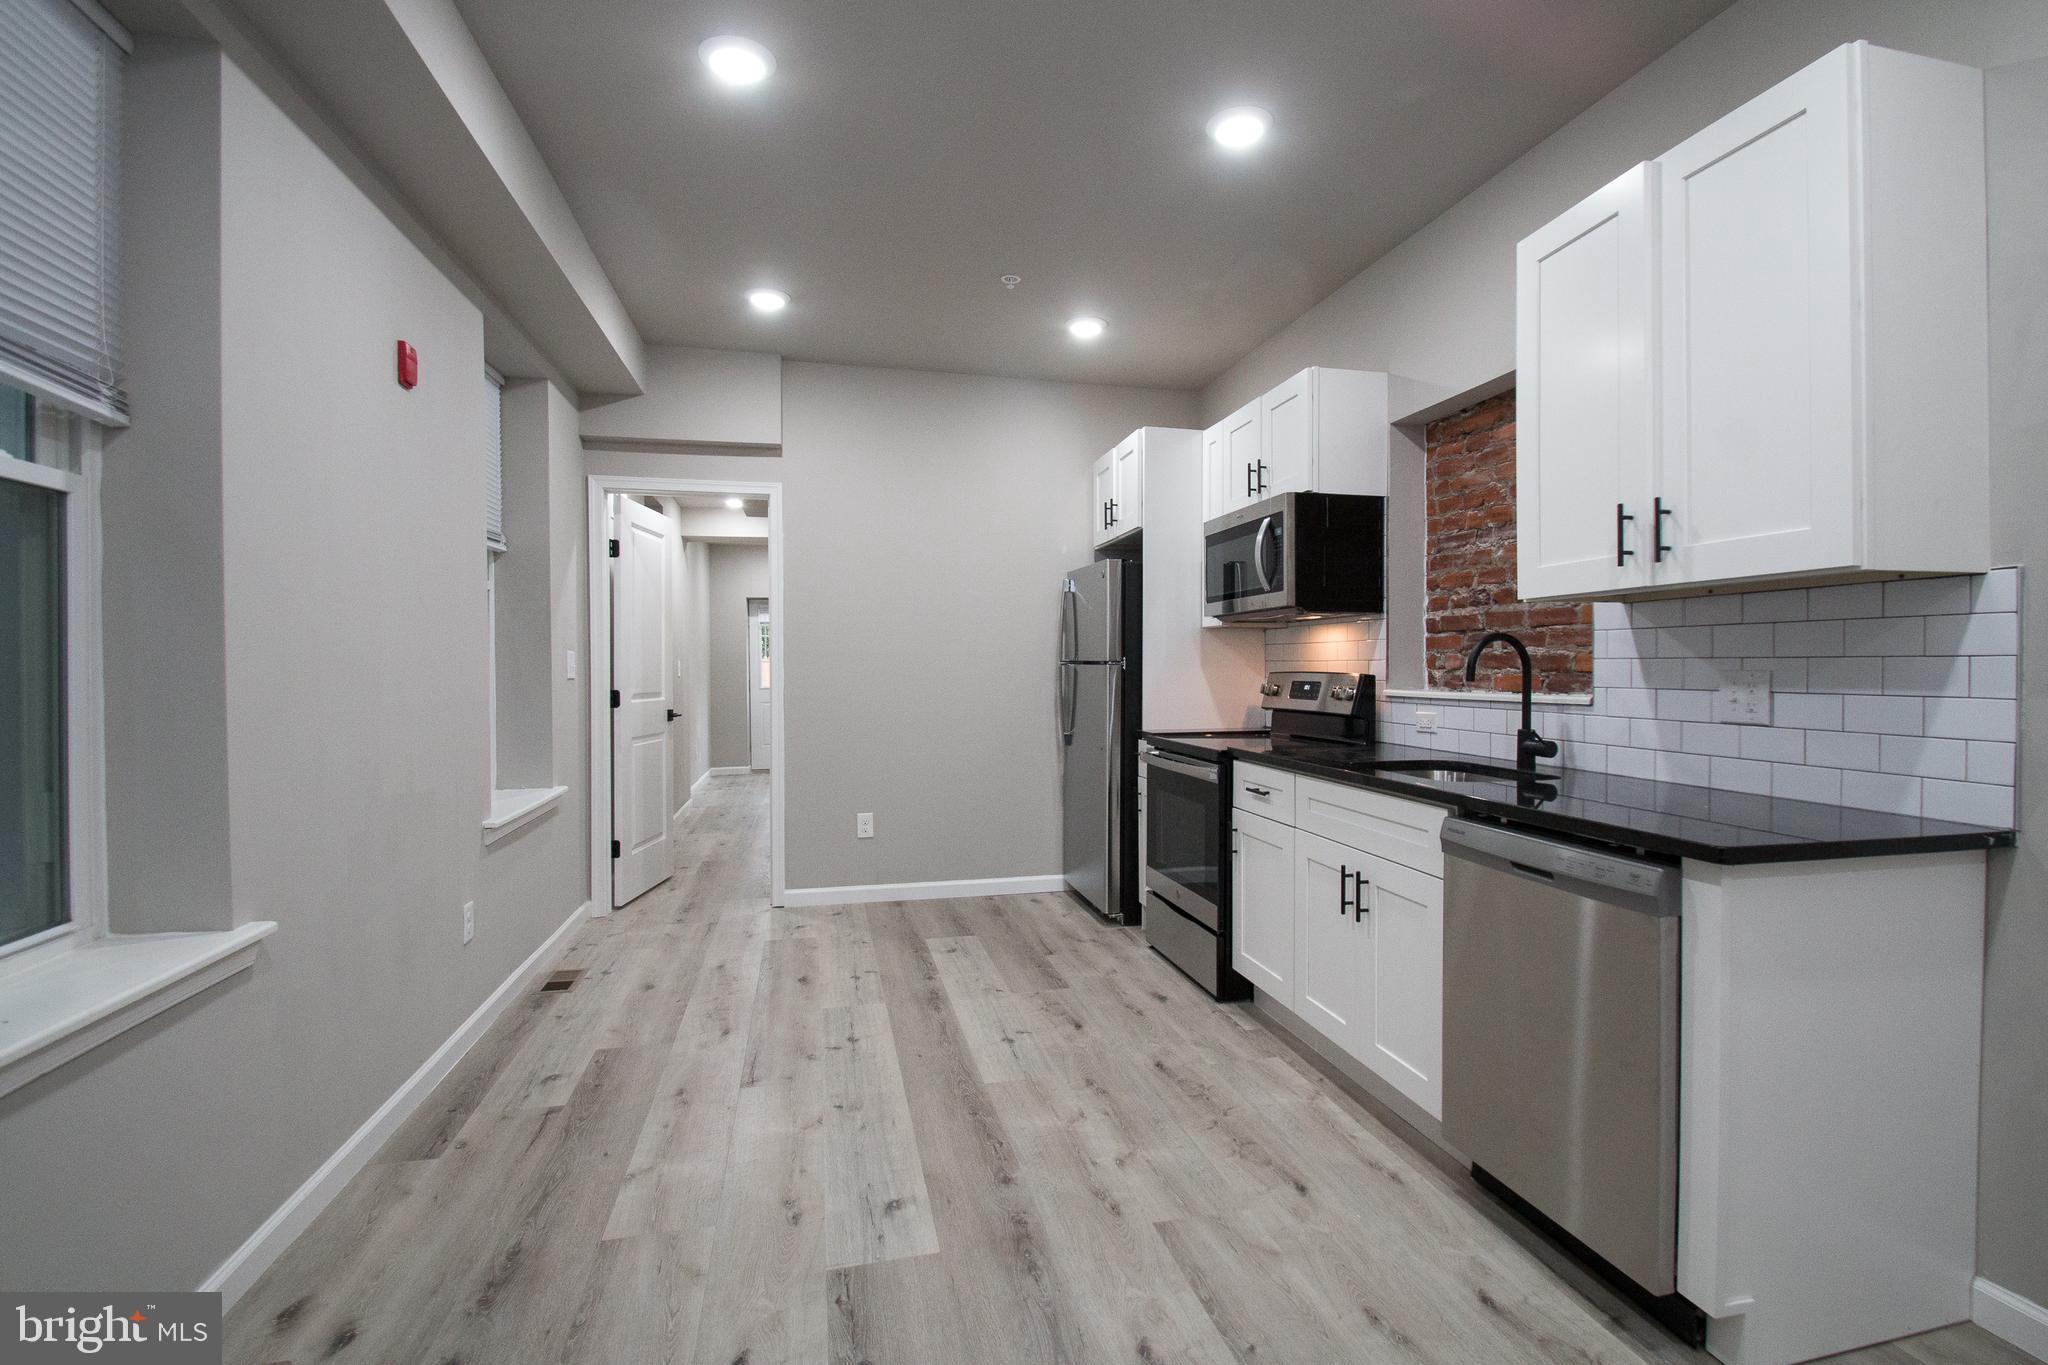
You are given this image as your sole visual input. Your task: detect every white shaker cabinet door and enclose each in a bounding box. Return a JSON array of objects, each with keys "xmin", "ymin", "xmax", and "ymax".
[
  {"xmin": 1231, "ymin": 810, "xmax": 1295, "ymax": 1001},
  {"xmin": 1654, "ymin": 46, "xmax": 1858, "ymax": 586},
  {"xmin": 1515, "ymin": 162, "xmax": 1657, "ymax": 600},
  {"xmin": 1294, "ymin": 831, "xmax": 1367, "ymax": 1053}
]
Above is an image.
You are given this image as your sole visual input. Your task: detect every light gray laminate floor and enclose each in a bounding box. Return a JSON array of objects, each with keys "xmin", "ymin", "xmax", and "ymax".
[{"xmin": 224, "ymin": 774, "xmax": 2031, "ymax": 1365}]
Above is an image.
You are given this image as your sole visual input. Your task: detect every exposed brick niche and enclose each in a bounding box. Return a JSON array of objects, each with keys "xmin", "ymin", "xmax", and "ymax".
[{"xmin": 1424, "ymin": 391, "xmax": 1592, "ymax": 694}]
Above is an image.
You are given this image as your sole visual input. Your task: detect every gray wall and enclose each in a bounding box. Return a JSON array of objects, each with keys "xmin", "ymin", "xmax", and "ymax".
[
  {"xmin": 1196, "ymin": 0, "xmax": 2048, "ymax": 1309},
  {"xmin": 1980, "ymin": 52, "xmax": 2048, "ymax": 1319},
  {"xmin": 661, "ymin": 506, "xmax": 712, "ymax": 805},
  {"xmin": 708, "ymin": 544, "xmax": 771, "ymax": 770},
  {"xmin": 587, "ymin": 360, "xmax": 1195, "ymax": 891},
  {"xmin": 0, "ymin": 44, "xmax": 588, "ymax": 1292}
]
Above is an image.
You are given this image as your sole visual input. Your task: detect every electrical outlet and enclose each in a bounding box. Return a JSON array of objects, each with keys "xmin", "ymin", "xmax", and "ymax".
[
  {"xmin": 1415, "ymin": 708, "xmax": 1439, "ymax": 734},
  {"xmin": 856, "ymin": 812, "xmax": 874, "ymax": 839},
  {"xmin": 1713, "ymin": 671, "xmax": 1773, "ymax": 725},
  {"xmin": 565, "ymin": 649, "xmax": 576, "ymax": 680},
  {"xmin": 462, "ymin": 900, "xmax": 475, "ymax": 944}
]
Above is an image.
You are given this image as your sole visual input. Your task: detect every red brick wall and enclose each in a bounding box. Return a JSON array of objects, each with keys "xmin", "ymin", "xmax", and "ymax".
[{"xmin": 1425, "ymin": 392, "xmax": 1592, "ymax": 694}]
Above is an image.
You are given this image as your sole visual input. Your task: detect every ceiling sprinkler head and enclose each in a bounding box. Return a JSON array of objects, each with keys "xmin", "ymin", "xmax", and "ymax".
[{"xmin": 1001, "ymin": 274, "xmax": 1022, "ymax": 290}]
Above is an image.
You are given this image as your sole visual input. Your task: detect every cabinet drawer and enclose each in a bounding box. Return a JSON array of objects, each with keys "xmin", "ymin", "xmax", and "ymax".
[
  {"xmin": 1296, "ymin": 776, "xmax": 1449, "ymax": 878},
  {"xmin": 1233, "ymin": 762, "xmax": 1295, "ymax": 823}
]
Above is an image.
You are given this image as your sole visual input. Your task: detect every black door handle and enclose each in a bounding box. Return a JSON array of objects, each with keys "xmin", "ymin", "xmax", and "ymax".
[
  {"xmin": 1108, "ymin": 498, "xmax": 1118, "ymax": 526},
  {"xmin": 666, "ymin": 708, "xmax": 681, "ymax": 722},
  {"xmin": 1654, "ymin": 497, "xmax": 1674, "ymax": 562},
  {"xmin": 1338, "ymin": 865, "xmax": 1351, "ymax": 915},
  {"xmin": 1256, "ymin": 461, "xmax": 1268, "ymax": 495},
  {"xmin": 1245, "ymin": 462, "xmax": 1254, "ymax": 498},
  {"xmin": 1616, "ymin": 502, "xmax": 1636, "ymax": 567},
  {"xmin": 1353, "ymin": 871, "xmax": 1370, "ymax": 921}
]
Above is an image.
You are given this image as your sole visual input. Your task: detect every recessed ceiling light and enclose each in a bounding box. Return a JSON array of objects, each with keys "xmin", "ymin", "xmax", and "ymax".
[
  {"xmin": 700, "ymin": 36, "xmax": 774, "ymax": 88},
  {"xmin": 1207, "ymin": 105, "xmax": 1271, "ymax": 151},
  {"xmin": 746, "ymin": 288, "xmax": 789, "ymax": 314},
  {"xmin": 724, "ymin": 497, "xmax": 744, "ymax": 509},
  {"xmin": 1068, "ymin": 315, "xmax": 1106, "ymax": 342}
]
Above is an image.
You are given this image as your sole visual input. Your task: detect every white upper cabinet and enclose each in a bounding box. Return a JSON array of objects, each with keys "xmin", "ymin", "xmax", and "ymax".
[
  {"xmin": 1516, "ymin": 162, "xmax": 1657, "ymax": 600},
  {"xmin": 1205, "ymin": 368, "xmax": 1394, "ymax": 521},
  {"xmin": 1516, "ymin": 42, "xmax": 1989, "ymax": 601},
  {"xmin": 1112, "ymin": 432, "xmax": 1145, "ymax": 535},
  {"xmin": 1090, "ymin": 449, "xmax": 1120, "ymax": 547}
]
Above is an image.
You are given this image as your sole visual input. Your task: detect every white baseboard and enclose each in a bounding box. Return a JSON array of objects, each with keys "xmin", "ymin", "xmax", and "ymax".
[
  {"xmin": 779, "ymin": 874, "xmax": 1066, "ymax": 908},
  {"xmin": 198, "ymin": 900, "xmax": 590, "ymax": 1308},
  {"xmin": 1975, "ymin": 1277, "xmax": 2048, "ymax": 1361},
  {"xmin": 706, "ymin": 765, "xmax": 753, "ymax": 777},
  {"xmin": 690, "ymin": 769, "xmax": 711, "ymax": 795}
]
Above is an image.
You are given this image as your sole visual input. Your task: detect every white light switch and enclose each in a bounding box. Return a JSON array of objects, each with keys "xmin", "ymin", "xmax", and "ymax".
[
  {"xmin": 856, "ymin": 812, "xmax": 874, "ymax": 839},
  {"xmin": 1713, "ymin": 671, "xmax": 1773, "ymax": 726},
  {"xmin": 565, "ymin": 649, "xmax": 577, "ymax": 680},
  {"xmin": 462, "ymin": 900, "xmax": 475, "ymax": 943}
]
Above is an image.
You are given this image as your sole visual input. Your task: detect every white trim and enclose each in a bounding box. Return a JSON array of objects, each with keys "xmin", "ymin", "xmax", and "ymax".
[
  {"xmin": 200, "ymin": 900, "xmax": 589, "ymax": 1307},
  {"xmin": 482, "ymin": 785, "xmax": 568, "ymax": 844},
  {"xmin": 66, "ymin": 0, "xmax": 134, "ymax": 54},
  {"xmin": 0, "ymin": 923, "xmax": 275, "ymax": 1099},
  {"xmin": 1974, "ymin": 1277, "xmax": 2048, "ymax": 1361},
  {"xmin": 706, "ymin": 765, "xmax": 754, "ymax": 777},
  {"xmin": 0, "ymin": 354, "xmax": 129, "ymax": 429},
  {"xmin": 590, "ymin": 475, "xmax": 786, "ymax": 913},
  {"xmin": 780, "ymin": 875, "xmax": 1066, "ymax": 908},
  {"xmin": 692, "ymin": 770, "xmax": 712, "ymax": 795}
]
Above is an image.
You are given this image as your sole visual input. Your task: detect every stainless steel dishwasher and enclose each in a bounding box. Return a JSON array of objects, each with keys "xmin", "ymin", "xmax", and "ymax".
[{"xmin": 1441, "ymin": 817, "xmax": 1683, "ymax": 1300}]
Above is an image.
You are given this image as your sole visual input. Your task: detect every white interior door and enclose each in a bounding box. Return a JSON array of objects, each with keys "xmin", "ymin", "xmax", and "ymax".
[
  {"xmin": 747, "ymin": 597, "xmax": 771, "ymax": 770},
  {"xmin": 611, "ymin": 496, "xmax": 675, "ymax": 907}
]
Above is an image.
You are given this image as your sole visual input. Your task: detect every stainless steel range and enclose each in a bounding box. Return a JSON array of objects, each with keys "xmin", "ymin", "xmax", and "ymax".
[{"xmin": 1141, "ymin": 671, "xmax": 1374, "ymax": 998}]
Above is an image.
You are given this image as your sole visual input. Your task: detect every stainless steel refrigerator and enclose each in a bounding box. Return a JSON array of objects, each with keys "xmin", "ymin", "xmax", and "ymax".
[{"xmin": 1059, "ymin": 559, "xmax": 1141, "ymax": 924}]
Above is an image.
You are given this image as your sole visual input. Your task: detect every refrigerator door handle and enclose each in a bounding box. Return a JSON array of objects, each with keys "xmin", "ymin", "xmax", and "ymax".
[
  {"xmin": 1059, "ymin": 662, "xmax": 1077, "ymax": 739},
  {"xmin": 1060, "ymin": 580, "xmax": 1078, "ymax": 662}
]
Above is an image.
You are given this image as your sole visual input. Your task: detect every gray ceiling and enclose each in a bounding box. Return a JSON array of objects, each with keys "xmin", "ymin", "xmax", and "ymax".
[{"xmin": 455, "ymin": 0, "xmax": 1731, "ymax": 390}]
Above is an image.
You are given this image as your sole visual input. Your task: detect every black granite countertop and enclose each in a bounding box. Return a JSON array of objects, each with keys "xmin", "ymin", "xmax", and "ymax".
[{"xmin": 1189, "ymin": 736, "xmax": 2017, "ymax": 865}]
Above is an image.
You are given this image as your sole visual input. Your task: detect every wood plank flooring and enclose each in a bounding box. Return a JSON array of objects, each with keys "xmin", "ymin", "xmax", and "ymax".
[{"xmin": 225, "ymin": 774, "xmax": 2032, "ymax": 1365}]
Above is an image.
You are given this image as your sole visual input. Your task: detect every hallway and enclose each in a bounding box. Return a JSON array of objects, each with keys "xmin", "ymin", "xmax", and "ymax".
[{"xmin": 222, "ymin": 774, "xmax": 2022, "ymax": 1365}]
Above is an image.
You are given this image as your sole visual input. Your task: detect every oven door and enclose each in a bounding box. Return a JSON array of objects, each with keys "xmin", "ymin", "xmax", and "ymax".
[
  {"xmin": 1205, "ymin": 497, "xmax": 1291, "ymax": 618},
  {"xmin": 1141, "ymin": 748, "xmax": 1222, "ymax": 928}
]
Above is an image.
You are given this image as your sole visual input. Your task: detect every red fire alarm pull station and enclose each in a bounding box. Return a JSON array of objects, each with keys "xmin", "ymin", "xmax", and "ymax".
[{"xmin": 396, "ymin": 340, "xmax": 419, "ymax": 389}]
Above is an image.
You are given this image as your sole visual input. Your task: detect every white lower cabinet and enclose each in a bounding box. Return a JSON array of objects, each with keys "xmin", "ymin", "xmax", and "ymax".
[
  {"xmin": 1231, "ymin": 808, "xmax": 1295, "ymax": 998},
  {"xmin": 1234, "ymin": 767, "xmax": 1447, "ymax": 1120}
]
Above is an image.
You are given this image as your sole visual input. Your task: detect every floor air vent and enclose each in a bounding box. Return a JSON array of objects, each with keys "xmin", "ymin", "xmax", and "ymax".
[{"xmin": 539, "ymin": 969, "xmax": 584, "ymax": 993}]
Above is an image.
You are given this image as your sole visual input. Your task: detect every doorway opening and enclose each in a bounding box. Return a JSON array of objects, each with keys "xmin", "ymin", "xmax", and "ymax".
[{"xmin": 587, "ymin": 476, "xmax": 784, "ymax": 914}]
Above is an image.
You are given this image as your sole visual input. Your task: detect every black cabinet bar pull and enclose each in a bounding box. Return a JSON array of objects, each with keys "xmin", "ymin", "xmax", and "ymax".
[
  {"xmin": 1246, "ymin": 462, "xmax": 1255, "ymax": 498},
  {"xmin": 1354, "ymin": 872, "xmax": 1370, "ymax": 922},
  {"xmin": 1338, "ymin": 865, "xmax": 1352, "ymax": 915},
  {"xmin": 1653, "ymin": 497, "xmax": 1674, "ymax": 562},
  {"xmin": 1256, "ymin": 461, "xmax": 1269, "ymax": 495},
  {"xmin": 1616, "ymin": 502, "xmax": 1636, "ymax": 566},
  {"xmin": 1108, "ymin": 498, "xmax": 1118, "ymax": 525}
]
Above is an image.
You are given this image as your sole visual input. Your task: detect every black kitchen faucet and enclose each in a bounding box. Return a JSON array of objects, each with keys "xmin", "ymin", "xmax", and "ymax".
[{"xmin": 1464, "ymin": 631, "xmax": 1562, "ymax": 773}]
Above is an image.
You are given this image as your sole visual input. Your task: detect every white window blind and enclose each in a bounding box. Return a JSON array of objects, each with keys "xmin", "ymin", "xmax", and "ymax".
[
  {"xmin": 485, "ymin": 369, "xmax": 506, "ymax": 551},
  {"xmin": 0, "ymin": 0, "xmax": 126, "ymax": 423}
]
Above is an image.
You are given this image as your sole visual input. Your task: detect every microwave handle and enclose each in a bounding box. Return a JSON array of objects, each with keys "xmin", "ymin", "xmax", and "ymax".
[{"xmin": 1251, "ymin": 516, "xmax": 1276, "ymax": 592}]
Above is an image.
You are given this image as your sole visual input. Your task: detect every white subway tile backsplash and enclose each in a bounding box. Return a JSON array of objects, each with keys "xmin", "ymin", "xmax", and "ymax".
[
  {"xmin": 1806, "ymin": 730, "xmax": 1882, "ymax": 771},
  {"xmin": 1682, "ymin": 721, "xmax": 1744, "ymax": 757},
  {"xmin": 1807, "ymin": 582, "xmax": 1885, "ymax": 619},
  {"xmin": 1841, "ymin": 770, "xmax": 1922, "ymax": 816},
  {"xmin": 1808, "ymin": 656, "xmax": 1883, "ymax": 693},
  {"xmin": 1924, "ymin": 697, "xmax": 2017, "ymax": 742},
  {"xmin": 1742, "ymin": 588, "xmax": 1810, "ymax": 622},
  {"xmin": 1924, "ymin": 612, "xmax": 2018, "ymax": 656},
  {"xmin": 1844, "ymin": 616, "xmax": 1923, "ymax": 656},
  {"xmin": 1845, "ymin": 695, "xmax": 1923, "ymax": 735},
  {"xmin": 1885, "ymin": 577, "xmax": 1972, "ymax": 617},
  {"xmin": 1773, "ymin": 764, "xmax": 1843, "ymax": 804},
  {"xmin": 1710, "ymin": 756, "xmax": 1775, "ymax": 795},
  {"xmin": 1357, "ymin": 571, "xmax": 2015, "ymax": 822},
  {"xmin": 1882, "ymin": 655, "xmax": 1969, "ymax": 697},
  {"xmin": 1968, "ymin": 741, "xmax": 2016, "ymax": 786},
  {"xmin": 1774, "ymin": 620, "xmax": 1845, "ymax": 656},
  {"xmin": 1739, "ymin": 727, "xmax": 1806, "ymax": 764},
  {"xmin": 1772, "ymin": 693, "xmax": 1843, "ymax": 731},
  {"xmin": 1971, "ymin": 656, "xmax": 2018, "ymax": 699},
  {"xmin": 1879, "ymin": 735, "xmax": 1968, "ymax": 781},
  {"xmin": 1972, "ymin": 568, "xmax": 2019, "ymax": 614},
  {"xmin": 1921, "ymin": 779, "xmax": 2015, "ymax": 826},
  {"xmin": 1712, "ymin": 623, "xmax": 1776, "ymax": 656},
  {"xmin": 1683, "ymin": 595, "xmax": 1746, "ymax": 625}
]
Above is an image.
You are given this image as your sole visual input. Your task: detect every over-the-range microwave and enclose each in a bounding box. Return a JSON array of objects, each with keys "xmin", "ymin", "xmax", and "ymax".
[{"xmin": 1203, "ymin": 491, "xmax": 1387, "ymax": 624}]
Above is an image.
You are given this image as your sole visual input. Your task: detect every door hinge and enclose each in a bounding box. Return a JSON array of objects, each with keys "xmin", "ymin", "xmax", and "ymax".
[
  {"xmin": 611, "ymin": 839, "xmax": 621, "ymax": 859},
  {"xmin": 608, "ymin": 538, "xmax": 620, "ymax": 558},
  {"xmin": 610, "ymin": 689, "xmax": 621, "ymax": 709}
]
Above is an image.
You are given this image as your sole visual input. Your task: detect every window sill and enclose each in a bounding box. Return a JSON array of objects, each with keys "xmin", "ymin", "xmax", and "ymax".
[
  {"xmin": 0, "ymin": 922, "xmax": 276, "ymax": 1100},
  {"xmin": 483, "ymin": 786, "xmax": 568, "ymax": 844},
  {"xmin": 1382, "ymin": 687, "xmax": 1596, "ymax": 707}
]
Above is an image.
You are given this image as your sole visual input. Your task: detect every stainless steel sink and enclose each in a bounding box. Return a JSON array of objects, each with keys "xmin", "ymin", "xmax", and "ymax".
[{"xmin": 1369, "ymin": 760, "xmax": 1535, "ymax": 784}]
